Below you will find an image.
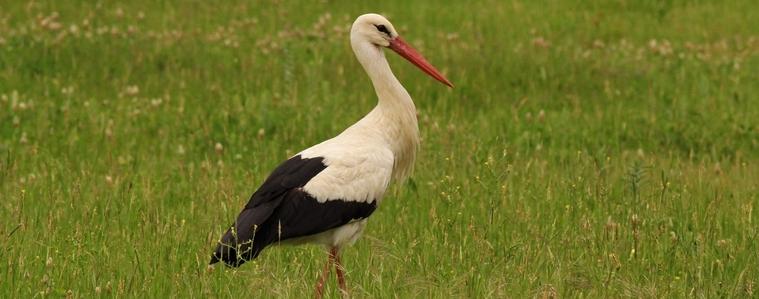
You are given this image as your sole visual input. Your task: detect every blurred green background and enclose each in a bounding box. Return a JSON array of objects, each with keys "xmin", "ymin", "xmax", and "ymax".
[{"xmin": 1, "ymin": 0, "xmax": 758, "ymax": 297}]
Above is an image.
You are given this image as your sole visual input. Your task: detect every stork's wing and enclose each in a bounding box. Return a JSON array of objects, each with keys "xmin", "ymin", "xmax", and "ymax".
[{"xmin": 210, "ymin": 154, "xmax": 378, "ymax": 267}]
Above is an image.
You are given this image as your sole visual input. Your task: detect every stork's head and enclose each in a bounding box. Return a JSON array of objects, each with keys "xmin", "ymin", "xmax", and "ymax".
[
  {"xmin": 351, "ymin": 13, "xmax": 399, "ymax": 47},
  {"xmin": 351, "ymin": 13, "xmax": 453, "ymax": 88}
]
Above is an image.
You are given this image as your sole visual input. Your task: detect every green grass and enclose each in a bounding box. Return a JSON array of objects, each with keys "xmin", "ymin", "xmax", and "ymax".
[{"xmin": 2, "ymin": 0, "xmax": 759, "ymax": 297}]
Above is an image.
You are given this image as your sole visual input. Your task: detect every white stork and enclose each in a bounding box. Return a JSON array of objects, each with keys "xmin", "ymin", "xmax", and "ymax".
[{"xmin": 210, "ymin": 13, "xmax": 453, "ymax": 296}]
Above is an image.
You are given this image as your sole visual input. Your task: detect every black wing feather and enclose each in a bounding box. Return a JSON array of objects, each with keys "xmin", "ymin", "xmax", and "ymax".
[{"xmin": 210, "ymin": 154, "xmax": 377, "ymax": 267}]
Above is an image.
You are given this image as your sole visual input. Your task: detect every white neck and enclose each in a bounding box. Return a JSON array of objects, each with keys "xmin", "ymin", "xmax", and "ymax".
[{"xmin": 348, "ymin": 36, "xmax": 420, "ymax": 181}]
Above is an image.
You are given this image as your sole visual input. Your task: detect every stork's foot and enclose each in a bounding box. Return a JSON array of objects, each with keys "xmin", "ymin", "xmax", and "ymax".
[
  {"xmin": 334, "ymin": 249, "xmax": 348, "ymax": 297},
  {"xmin": 314, "ymin": 247, "xmax": 348, "ymax": 299},
  {"xmin": 314, "ymin": 249, "xmax": 335, "ymax": 299}
]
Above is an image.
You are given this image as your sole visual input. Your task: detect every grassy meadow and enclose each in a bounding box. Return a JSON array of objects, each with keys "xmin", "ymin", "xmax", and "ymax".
[{"xmin": 2, "ymin": 0, "xmax": 759, "ymax": 297}]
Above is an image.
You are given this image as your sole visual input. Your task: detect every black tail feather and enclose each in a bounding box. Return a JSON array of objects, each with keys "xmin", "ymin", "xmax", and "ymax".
[
  {"xmin": 210, "ymin": 224, "xmax": 266, "ymax": 267},
  {"xmin": 209, "ymin": 155, "xmax": 328, "ymax": 267},
  {"xmin": 210, "ymin": 204, "xmax": 282, "ymax": 267}
]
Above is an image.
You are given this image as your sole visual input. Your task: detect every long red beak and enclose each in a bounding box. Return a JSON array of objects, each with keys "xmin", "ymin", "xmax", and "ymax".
[{"xmin": 389, "ymin": 37, "xmax": 453, "ymax": 88}]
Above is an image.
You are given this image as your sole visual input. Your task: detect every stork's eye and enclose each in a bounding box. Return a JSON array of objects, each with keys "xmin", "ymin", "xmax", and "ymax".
[{"xmin": 374, "ymin": 24, "xmax": 390, "ymax": 36}]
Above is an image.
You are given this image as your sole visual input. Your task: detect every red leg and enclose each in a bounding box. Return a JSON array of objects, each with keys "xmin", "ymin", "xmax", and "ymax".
[
  {"xmin": 332, "ymin": 247, "xmax": 348, "ymax": 296},
  {"xmin": 314, "ymin": 251, "xmax": 334, "ymax": 299}
]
